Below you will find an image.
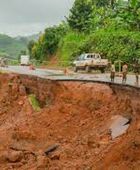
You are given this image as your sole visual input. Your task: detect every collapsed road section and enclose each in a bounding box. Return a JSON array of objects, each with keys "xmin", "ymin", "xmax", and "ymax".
[{"xmin": 0, "ymin": 73, "xmax": 139, "ymax": 170}]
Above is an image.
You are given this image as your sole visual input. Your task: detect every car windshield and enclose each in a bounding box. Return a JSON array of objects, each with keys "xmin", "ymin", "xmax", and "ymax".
[{"xmin": 78, "ymin": 54, "xmax": 85, "ymax": 60}]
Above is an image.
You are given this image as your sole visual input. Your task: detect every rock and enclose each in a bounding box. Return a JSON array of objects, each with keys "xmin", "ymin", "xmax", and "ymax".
[
  {"xmin": 133, "ymin": 134, "xmax": 140, "ymax": 148},
  {"xmin": 19, "ymin": 85, "xmax": 26, "ymax": 96},
  {"xmin": 18, "ymin": 101, "xmax": 24, "ymax": 106},
  {"xmin": 0, "ymin": 152, "xmax": 7, "ymax": 163},
  {"xmin": 110, "ymin": 115, "xmax": 130, "ymax": 139},
  {"xmin": 50, "ymin": 153, "xmax": 60, "ymax": 160},
  {"xmin": 88, "ymin": 136, "xmax": 100, "ymax": 148},
  {"xmin": 37, "ymin": 155, "xmax": 49, "ymax": 169},
  {"xmin": 9, "ymin": 162, "xmax": 23, "ymax": 169},
  {"xmin": 6, "ymin": 150, "xmax": 23, "ymax": 163},
  {"xmin": 12, "ymin": 84, "xmax": 19, "ymax": 92}
]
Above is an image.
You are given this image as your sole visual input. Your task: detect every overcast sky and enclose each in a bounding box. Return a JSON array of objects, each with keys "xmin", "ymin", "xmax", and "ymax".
[{"xmin": 0, "ymin": 0, "xmax": 74, "ymax": 37}]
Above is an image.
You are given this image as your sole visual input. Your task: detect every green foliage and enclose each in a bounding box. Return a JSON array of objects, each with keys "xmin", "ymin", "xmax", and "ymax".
[
  {"xmin": 43, "ymin": 25, "xmax": 67, "ymax": 55},
  {"xmin": 93, "ymin": 0, "xmax": 110, "ymax": 7},
  {"xmin": 58, "ymin": 32, "xmax": 87, "ymax": 65},
  {"xmin": 114, "ymin": 0, "xmax": 140, "ymax": 31},
  {"xmin": 0, "ymin": 34, "xmax": 28, "ymax": 58},
  {"xmin": 28, "ymin": 40, "xmax": 35, "ymax": 58},
  {"xmin": 0, "ymin": 52, "xmax": 9, "ymax": 57},
  {"xmin": 67, "ymin": 0, "xmax": 93, "ymax": 32},
  {"xmin": 32, "ymin": 24, "xmax": 68, "ymax": 61},
  {"xmin": 93, "ymin": 0, "xmax": 117, "ymax": 8},
  {"xmin": 30, "ymin": 0, "xmax": 140, "ymax": 67},
  {"xmin": 28, "ymin": 94, "xmax": 41, "ymax": 112},
  {"xmin": 58, "ymin": 28, "xmax": 140, "ymax": 65}
]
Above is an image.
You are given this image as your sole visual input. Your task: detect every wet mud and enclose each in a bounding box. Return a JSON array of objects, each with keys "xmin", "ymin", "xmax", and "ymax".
[{"xmin": 0, "ymin": 73, "xmax": 139, "ymax": 170}]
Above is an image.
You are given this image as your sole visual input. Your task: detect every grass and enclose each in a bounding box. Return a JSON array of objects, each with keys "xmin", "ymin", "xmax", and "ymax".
[{"xmin": 28, "ymin": 94, "xmax": 41, "ymax": 112}]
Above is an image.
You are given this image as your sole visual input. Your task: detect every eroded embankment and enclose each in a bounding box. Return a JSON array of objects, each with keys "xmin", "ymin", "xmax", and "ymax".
[{"xmin": 0, "ymin": 73, "xmax": 139, "ymax": 170}]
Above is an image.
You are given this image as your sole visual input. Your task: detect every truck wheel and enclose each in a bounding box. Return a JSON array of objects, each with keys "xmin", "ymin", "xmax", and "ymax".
[
  {"xmin": 100, "ymin": 68, "xmax": 105, "ymax": 73},
  {"xmin": 74, "ymin": 66, "xmax": 78, "ymax": 72},
  {"xmin": 85, "ymin": 66, "xmax": 91, "ymax": 73}
]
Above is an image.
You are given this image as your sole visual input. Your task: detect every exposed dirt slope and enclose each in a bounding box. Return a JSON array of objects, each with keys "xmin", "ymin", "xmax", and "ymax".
[{"xmin": 0, "ymin": 73, "xmax": 139, "ymax": 170}]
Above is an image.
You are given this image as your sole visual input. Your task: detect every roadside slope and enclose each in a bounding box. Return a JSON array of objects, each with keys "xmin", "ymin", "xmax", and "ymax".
[{"xmin": 0, "ymin": 73, "xmax": 139, "ymax": 169}]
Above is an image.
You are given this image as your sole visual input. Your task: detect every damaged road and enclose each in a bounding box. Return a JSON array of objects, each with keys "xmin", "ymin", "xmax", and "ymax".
[
  {"xmin": 0, "ymin": 65, "xmax": 139, "ymax": 87},
  {"xmin": 0, "ymin": 73, "xmax": 139, "ymax": 169}
]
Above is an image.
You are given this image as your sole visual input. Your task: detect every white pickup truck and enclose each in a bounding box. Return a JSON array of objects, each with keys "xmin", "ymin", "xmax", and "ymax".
[{"xmin": 73, "ymin": 53, "xmax": 109, "ymax": 73}]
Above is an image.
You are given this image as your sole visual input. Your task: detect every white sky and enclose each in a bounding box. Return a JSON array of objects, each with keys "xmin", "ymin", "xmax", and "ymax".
[{"xmin": 0, "ymin": 0, "xmax": 74, "ymax": 37}]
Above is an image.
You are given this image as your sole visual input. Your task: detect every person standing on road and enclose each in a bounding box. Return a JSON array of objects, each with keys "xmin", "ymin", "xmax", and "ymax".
[
  {"xmin": 135, "ymin": 70, "xmax": 139, "ymax": 86},
  {"xmin": 133, "ymin": 61, "xmax": 140, "ymax": 86},
  {"xmin": 110, "ymin": 64, "xmax": 116, "ymax": 82},
  {"xmin": 122, "ymin": 63, "xmax": 128, "ymax": 84}
]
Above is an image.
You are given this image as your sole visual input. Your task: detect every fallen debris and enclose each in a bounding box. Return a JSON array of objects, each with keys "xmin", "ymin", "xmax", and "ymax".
[
  {"xmin": 45, "ymin": 144, "xmax": 59, "ymax": 156},
  {"xmin": 110, "ymin": 115, "xmax": 131, "ymax": 139}
]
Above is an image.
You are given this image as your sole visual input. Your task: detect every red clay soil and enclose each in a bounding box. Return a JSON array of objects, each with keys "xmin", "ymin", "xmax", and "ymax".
[{"xmin": 0, "ymin": 73, "xmax": 139, "ymax": 170}]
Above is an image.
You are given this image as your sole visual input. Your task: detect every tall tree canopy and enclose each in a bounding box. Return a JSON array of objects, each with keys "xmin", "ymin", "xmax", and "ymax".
[
  {"xmin": 67, "ymin": 0, "xmax": 93, "ymax": 32},
  {"xmin": 30, "ymin": 0, "xmax": 140, "ymax": 64}
]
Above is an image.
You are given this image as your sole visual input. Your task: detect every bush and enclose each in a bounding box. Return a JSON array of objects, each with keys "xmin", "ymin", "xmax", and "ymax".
[
  {"xmin": 32, "ymin": 24, "xmax": 68, "ymax": 61},
  {"xmin": 58, "ymin": 32, "xmax": 88, "ymax": 66},
  {"xmin": 28, "ymin": 94, "xmax": 41, "ymax": 112},
  {"xmin": 74, "ymin": 28, "xmax": 140, "ymax": 63}
]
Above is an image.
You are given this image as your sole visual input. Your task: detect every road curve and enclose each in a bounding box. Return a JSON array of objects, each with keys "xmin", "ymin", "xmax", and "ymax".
[{"xmin": 0, "ymin": 66, "xmax": 139, "ymax": 88}]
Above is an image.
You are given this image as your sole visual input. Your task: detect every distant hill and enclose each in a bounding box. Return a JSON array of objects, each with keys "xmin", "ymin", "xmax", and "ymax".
[
  {"xmin": 24, "ymin": 33, "xmax": 40, "ymax": 41},
  {"xmin": 15, "ymin": 33, "xmax": 40, "ymax": 42},
  {"xmin": 0, "ymin": 34, "xmax": 39, "ymax": 59}
]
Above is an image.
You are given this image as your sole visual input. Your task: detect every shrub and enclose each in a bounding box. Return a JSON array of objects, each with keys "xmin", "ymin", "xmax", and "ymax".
[
  {"xmin": 58, "ymin": 32, "xmax": 88, "ymax": 65},
  {"xmin": 74, "ymin": 28, "xmax": 140, "ymax": 63},
  {"xmin": 28, "ymin": 94, "xmax": 41, "ymax": 112}
]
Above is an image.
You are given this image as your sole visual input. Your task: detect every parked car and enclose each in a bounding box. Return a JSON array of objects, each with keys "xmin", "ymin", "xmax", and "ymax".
[{"xmin": 0, "ymin": 57, "xmax": 8, "ymax": 67}]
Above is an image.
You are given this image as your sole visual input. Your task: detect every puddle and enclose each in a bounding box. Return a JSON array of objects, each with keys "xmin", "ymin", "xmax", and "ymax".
[{"xmin": 110, "ymin": 115, "xmax": 130, "ymax": 139}]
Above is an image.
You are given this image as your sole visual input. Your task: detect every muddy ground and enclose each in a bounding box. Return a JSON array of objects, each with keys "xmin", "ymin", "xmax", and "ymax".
[{"xmin": 0, "ymin": 73, "xmax": 139, "ymax": 170}]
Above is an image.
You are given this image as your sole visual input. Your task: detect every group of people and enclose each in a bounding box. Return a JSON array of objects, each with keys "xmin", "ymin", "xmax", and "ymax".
[{"xmin": 110, "ymin": 63, "xmax": 139, "ymax": 85}]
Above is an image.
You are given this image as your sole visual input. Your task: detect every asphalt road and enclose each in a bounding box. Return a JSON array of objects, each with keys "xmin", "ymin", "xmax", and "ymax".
[{"xmin": 0, "ymin": 66, "xmax": 139, "ymax": 87}]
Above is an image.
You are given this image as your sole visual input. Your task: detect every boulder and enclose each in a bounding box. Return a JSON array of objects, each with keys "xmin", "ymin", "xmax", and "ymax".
[
  {"xmin": 6, "ymin": 150, "xmax": 23, "ymax": 163},
  {"xmin": 19, "ymin": 85, "xmax": 26, "ymax": 96}
]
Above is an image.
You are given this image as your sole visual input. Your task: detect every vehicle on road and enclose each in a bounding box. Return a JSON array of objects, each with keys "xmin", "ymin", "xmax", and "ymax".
[
  {"xmin": 20, "ymin": 55, "xmax": 30, "ymax": 66},
  {"xmin": 73, "ymin": 53, "xmax": 109, "ymax": 73},
  {"xmin": 0, "ymin": 57, "xmax": 8, "ymax": 67}
]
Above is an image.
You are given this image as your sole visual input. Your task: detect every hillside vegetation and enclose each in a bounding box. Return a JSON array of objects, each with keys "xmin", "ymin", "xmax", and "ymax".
[
  {"xmin": 0, "ymin": 34, "xmax": 39, "ymax": 58},
  {"xmin": 0, "ymin": 34, "xmax": 27, "ymax": 58},
  {"xmin": 29, "ymin": 0, "xmax": 140, "ymax": 66}
]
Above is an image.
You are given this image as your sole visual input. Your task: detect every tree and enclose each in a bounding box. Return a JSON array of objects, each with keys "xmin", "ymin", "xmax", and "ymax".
[
  {"xmin": 92, "ymin": 0, "xmax": 117, "ymax": 8},
  {"xmin": 20, "ymin": 50, "xmax": 27, "ymax": 55},
  {"xmin": 67, "ymin": 0, "xmax": 93, "ymax": 32},
  {"xmin": 43, "ymin": 24, "xmax": 67, "ymax": 55},
  {"xmin": 18, "ymin": 50, "xmax": 27, "ymax": 61},
  {"xmin": 30, "ymin": 24, "xmax": 68, "ymax": 61},
  {"xmin": 116, "ymin": 0, "xmax": 140, "ymax": 30},
  {"xmin": 29, "ymin": 0, "xmax": 140, "ymax": 65},
  {"xmin": 92, "ymin": 0, "xmax": 111, "ymax": 7},
  {"xmin": 27, "ymin": 40, "xmax": 35, "ymax": 58}
]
